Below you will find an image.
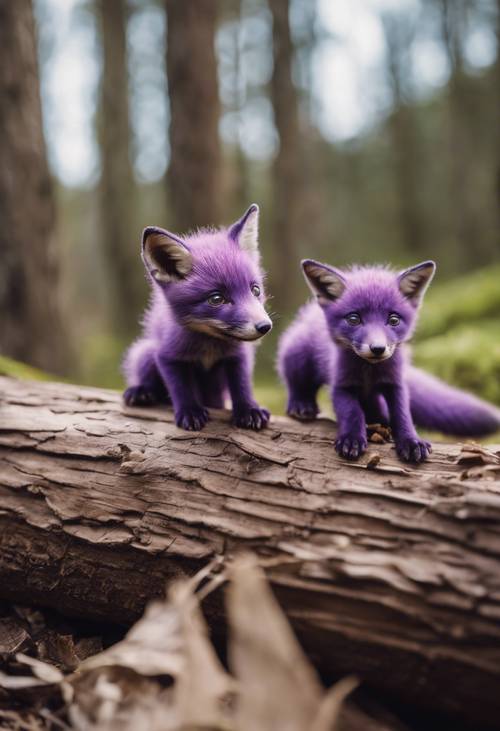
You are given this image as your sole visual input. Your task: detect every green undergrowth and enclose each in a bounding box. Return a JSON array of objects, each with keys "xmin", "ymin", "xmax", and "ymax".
[
  {"xmin": 413, "ymin": 319, "xmax": 500, "ymax": 405},
  {"xmin": 0, "ymin": 354, "xmax": 53, "ymax": 382},
  {"xmin": 417, "ymin": 265, "xmax": 500, "ymax": 341}
]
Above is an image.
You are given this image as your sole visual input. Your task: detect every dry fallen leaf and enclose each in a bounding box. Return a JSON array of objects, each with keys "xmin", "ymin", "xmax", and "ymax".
[
  {"xmin": 0, "ymin": 556, "xmax": 355, "ymax": 731},
  {"xmin": 227, "ymin": 554, "xmax": 356, "ymax": 731},
  {"xmin": 71, "ymin": 562, "xmax": 232, "ymax": 731},
  {"xmin": 0, "ymin": 617, "xmax": 29, "ymax": 654}
]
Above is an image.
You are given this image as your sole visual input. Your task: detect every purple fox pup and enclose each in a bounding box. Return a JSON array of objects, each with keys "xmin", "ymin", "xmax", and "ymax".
[
  {"xmin": 123, "ymin": 204, "xmax": 272, "ymax": 431},
  {"xmin": 278, "ymin": 260, "xmax": 500, "ymax": 463}
]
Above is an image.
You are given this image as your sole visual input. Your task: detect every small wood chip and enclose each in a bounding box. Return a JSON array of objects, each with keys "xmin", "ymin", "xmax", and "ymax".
[{"xmin": 366, "ymin": 453, "xmax": 381, "ymax": 469}]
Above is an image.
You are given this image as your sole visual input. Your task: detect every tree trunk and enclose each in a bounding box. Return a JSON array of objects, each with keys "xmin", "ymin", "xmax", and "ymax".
[
  {"xmin": 438, "ymin": 0, "xmax": 483, "ymax": 267},
  {"xmin": 269, "ymin": 0, "xmax": 305, "ymax": 311},
  {"xmin": 1, "ymin": 378, "xmax": 500, "ymax": 726},
  {"xmin": 97, "ymin": 0, "xmax": 143, "ymax": 336},
  {"xmin": 0, "ymin": 0, "xmax": 68, "ymax": 374},
  {"xmin": 165, "ymin": 0, "xmax": 221, "ymax": 232},
  {"xmin": 388, "ymin": 106, "xmax": 425, "ymax": 254},
  {"xmin": 382, "ymin": 11, "xmax": 425, "ymax": 255}
]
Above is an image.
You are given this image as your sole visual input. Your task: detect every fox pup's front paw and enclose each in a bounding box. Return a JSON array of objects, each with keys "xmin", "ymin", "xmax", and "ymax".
[
  {"xmin": 335, "ymin": 433, "xmax": 367, "ymax": 460},
  {"xmin": 287, "ymin": 397, "xmax": 319, "ymax": 421},
  {"xmin": 124, "ymin": 385, "xmax": 157, "ymax": 407},
  {"xmin": 175, "ymin": 405, "xmax": 209, "ymax": 431},
  {"xmin": 395, "ymin": 436, "xmax": 432, "ymax": 463},
  {"xmin": 233, "ymin": 404, "xmax": 270, "ymax": 430}
]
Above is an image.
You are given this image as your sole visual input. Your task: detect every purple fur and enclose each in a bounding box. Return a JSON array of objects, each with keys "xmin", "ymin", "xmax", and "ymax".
[
  {"xmin": 123, "ymin": 205, "xmax": 272, "ymax": 431},
  {"xmin": 278, "ymin": 261, "xmax": 500, "ymax": 463}
]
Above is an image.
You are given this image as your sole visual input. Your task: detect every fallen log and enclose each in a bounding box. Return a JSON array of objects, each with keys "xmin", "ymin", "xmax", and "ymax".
[{"xmin": 0, "ymin": 376, "xmax": 499, "ymax": 727}]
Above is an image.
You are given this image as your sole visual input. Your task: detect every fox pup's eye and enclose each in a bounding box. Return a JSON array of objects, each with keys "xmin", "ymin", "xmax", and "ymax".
[
  {"xmin": 207, "ymin": 292, "xmax": 225, "ymax": 306},
  {"xmin": 251, "ymin": 284, "xmax": 261, "ymax": 297},
  {"xmin": 387, "ymin": 313, "xmax": 400, "ymax": 327},
  {"xmin": 345, "ymin": 313, "xmax": 361, "ymax": 326}
]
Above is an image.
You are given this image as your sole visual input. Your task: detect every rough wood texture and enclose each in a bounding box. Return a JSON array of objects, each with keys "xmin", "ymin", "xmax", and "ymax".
[{"xmin": 1, "ymin": 377, "xmax": 500, "ymax": 727}]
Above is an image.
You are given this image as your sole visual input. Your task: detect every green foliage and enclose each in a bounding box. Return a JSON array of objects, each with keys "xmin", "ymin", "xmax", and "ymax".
[
  {"xmin": 412, "ymin": 265, "xmax": 500, "ymax": 406},
  {"xmin": 417, "ymin": 266, "xmax": 500, "ymax": 341},
  {"xmin": 0, "ymin": 355, "xmax": 52, "ymax": 382},
  {"xmin": 414, "ymin": 320, "xmax": 500, "ymax": 406},
  {"xmin": 78, "ymin": 334, "xmax": 127, "ymax": 389}
]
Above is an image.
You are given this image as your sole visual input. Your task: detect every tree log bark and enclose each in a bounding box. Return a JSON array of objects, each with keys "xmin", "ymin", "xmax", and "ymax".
[{"xmin": 0, "ymin": 377, "xmax": 500, "ymax": 727}]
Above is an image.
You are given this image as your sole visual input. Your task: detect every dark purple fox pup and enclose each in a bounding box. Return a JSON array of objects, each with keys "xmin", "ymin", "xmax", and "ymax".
[
  {"xmin": 123, "ymin": 204, "xmax": 272, "ymax": 431},
  {"xmin": 278, "ymin": 260, "xmax": 500, "ymax": 463}
]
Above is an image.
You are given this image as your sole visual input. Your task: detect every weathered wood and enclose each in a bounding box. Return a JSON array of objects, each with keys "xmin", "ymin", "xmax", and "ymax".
[{"xmin": 0, "ymin": 376, "xmax": 500, "ymax": 727}]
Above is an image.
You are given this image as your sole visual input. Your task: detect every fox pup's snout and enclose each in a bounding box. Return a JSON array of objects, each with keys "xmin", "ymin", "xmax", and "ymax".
[
  {"xmin": 352, "ymin": 335, "xmax": 396, "ymax": 363},
  {"xmin": 228, "ymin": 300, "xmax": 272, "ymax": 341}
]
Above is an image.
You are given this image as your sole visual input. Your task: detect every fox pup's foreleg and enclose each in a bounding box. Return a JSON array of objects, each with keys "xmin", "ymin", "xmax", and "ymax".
[
  {"xmin": 332, "ymin": 386, "xmax": 368, "ymax": 460},
  {"xmin": 281, "ymin": 345, "xmax": 322, "ymax": 421},
  {"xmin": 156, "ymin": 356, "xmax": 209, "ymax": 431},
  {"xmin": 382, "ymin": 382, "xmax": 431, "ymax": 463},
  {"xmin": 225, "ymin": 353, "xmax": 269, "ymax": 430}
]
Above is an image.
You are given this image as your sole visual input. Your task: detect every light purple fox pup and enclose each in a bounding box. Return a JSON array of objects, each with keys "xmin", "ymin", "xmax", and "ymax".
[
  {"xmin": 278, "ymin": 260, "xmax": 500, "ymax": 463},
  {"xmin": 123, "ymin": 204, "xmax": 272, "ymax": 431}
]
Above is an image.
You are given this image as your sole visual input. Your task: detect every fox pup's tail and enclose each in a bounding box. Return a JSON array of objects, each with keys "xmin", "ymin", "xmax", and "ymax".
[{"xmin": 408, "ymin": 366, "xmax": 500, "ymax": 437}]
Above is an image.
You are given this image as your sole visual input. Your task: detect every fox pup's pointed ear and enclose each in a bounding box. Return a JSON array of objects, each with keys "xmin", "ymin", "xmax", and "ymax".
[
  {"xmin": 229, "ymin": 204, "xmax": 260, "ymax": 259},
  {"xmin": 302, "ymin": 259, "xmax": 346, "ymax": 304},
  {"xmin": 398, "ymin": 260, "xmax": 436, "ymax": 306},
  {"xmin": 142, "ymin": 227, "xmax": 192, "ymax": 283}
]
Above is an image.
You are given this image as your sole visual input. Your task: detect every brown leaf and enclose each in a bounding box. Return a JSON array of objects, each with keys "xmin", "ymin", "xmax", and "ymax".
[
  {"xmin": 310, "ymin": 677, "xmax": 359, "ymax": 731},
  {"xmin": 37, "ymin": 631, "xmax": 80, "ymax": 672},
  {"xmin": 227, "ymin": 554, "xmax": 354, "ymax": 731},
  {"xmin": 79, "ymin": 598, "xmax": 184, "ymax": 678},
  {"xmin": 73, "ymin": 566, "xmax": 232, "ymax": 730},
  {"xmin": 16, "ymin": 653, "xmax": 64, "ymax": 684},
  {"xmin": 170, "ymin": 582, "xmax": 233, "ymax": 729},
  {"xmin": 0, "ymin": 617, "xmax": 29, "ymax": 654}
]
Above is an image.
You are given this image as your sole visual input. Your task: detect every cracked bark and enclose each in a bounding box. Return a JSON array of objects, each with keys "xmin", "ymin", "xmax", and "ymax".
[{"xmin": 0, "ymin": 377, "xmax": 499, "ymax": 727}]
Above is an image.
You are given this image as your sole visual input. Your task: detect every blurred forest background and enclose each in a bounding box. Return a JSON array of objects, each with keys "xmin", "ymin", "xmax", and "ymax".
[{"xmin": 1, "ymin": 0, "xmax": 499, "ymax": 415}]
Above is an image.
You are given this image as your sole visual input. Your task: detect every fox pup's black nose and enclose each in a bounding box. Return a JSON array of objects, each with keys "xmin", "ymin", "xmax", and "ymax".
[
  {"xmin": 255, "ymin": 321, "xmax": 272, "ymax": 335},
  {"xmin": 370, "ymin": 345, "xmax": 386, "ymax": 356}
]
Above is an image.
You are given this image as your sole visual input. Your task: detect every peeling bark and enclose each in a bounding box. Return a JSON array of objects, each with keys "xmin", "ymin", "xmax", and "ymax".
[{"xmin": 0, "ymin": 377, "xmax": 499, "ymax": 726}]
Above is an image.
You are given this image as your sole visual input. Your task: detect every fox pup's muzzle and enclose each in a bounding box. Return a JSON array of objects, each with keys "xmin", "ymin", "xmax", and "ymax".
[{"xmin": 256, "ymin": 321, "xmax": 272, "ymax": 335}]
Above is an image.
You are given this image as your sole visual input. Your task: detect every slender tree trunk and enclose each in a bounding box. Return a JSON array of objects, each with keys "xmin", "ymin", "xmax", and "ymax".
[
  {"xmin": 438, "ymin": 0, "xmax": 482, "ymax": 266},
  {"xmin": 230, "ymin": 1, "xmax": 250, "ymax": 217},
  {"xmin": 97, "ymin": 0, "xmax": 143, "ymax": 337},
  {"xmin": 382, "ymin": 12, "xmax": 425, "ymax": 255},
  {"xmin": 0, "ymin": 0, "xmax": 68, "ymax": 374},
  {"xmin": 165, "ymin": 0, "xmax": 221, "ymax": 232},
  {"xmin": 1, "ymin": 376, "xmax": 500, "ymax": 728},
  {"xmin": 269, "ymin": 0, "xmax": 304, "ymax": 311},
  {"xmin": 388, "ymin": 106, "xmax": 425, "ymax": 254}
]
